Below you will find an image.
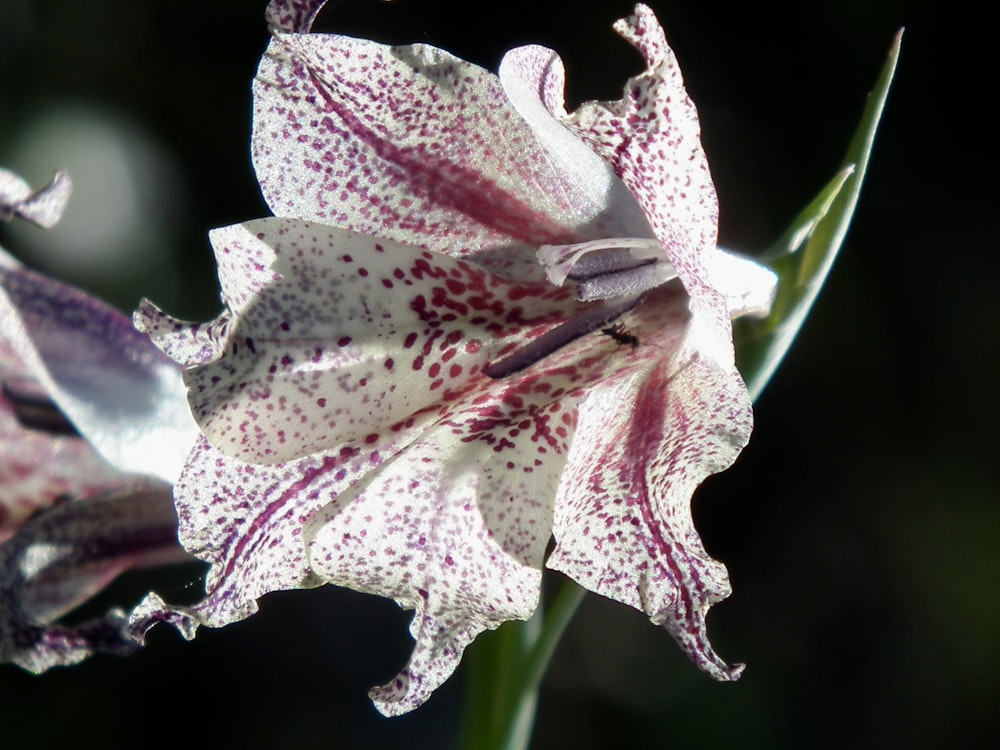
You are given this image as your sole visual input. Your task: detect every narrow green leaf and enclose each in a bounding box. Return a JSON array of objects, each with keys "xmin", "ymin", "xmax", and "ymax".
[
  {"xmin": 761, "ymin": 166, "xmax": 855, "ymax": 262},
  {"xmin": 736, "ymin": 30, "xmax": 902, "ymax": 400}
]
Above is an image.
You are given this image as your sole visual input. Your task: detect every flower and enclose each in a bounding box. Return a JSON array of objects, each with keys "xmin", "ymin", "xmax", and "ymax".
[
  {"xmin": 130, "ymin": 0, "xmax": 776, "ymax": 715},
  {"xmin": 0, "ymin": 169, "xmax": 197, "ymax": 670}
]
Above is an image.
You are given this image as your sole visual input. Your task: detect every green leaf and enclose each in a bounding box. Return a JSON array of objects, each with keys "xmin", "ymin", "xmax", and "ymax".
[
  {"xmin": 736, "ymin": 30, "xmax": 902, "ymax": 401},
  {"xmin": 761, "ymin": 166, "xmax": 856, "ymax": 262}
]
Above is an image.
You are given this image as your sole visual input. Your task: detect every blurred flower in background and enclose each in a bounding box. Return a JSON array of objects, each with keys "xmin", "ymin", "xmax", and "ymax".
[
  {"xmin": 2, "ymin": 106, "xmax": 185, "ymax": 301},
  {"xmin": 1, "ymin": 168, "xmax": 196, "ymax": 672}
]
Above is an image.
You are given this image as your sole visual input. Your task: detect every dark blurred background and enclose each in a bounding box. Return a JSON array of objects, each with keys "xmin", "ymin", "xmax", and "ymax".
[{"xmin": 1, "ymin": 1, "xmax": 995, "ymax": 748}]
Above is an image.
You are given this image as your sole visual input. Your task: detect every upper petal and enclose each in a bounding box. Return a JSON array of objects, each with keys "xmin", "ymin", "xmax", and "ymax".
[
  {"xmin": 265, "ymin": 0, "xmax": 327, "ymax": 34},
  {"xmin": 498, "ymin": 45, "xmax": 652, "ymax": 242},
  {"xmin": 0, "ymin": 263, "xmax": 198, "ymax": 483},
  {"xmin": 557, "ymin": 5, "xmax": 720, "ymax": 301},
  {"xmin": 252, "ymin": 28, "xmax": 622, "ymax": 277}
]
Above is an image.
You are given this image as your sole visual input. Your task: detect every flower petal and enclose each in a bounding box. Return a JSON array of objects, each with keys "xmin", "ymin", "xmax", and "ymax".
[
  {"xmin": 548, "ymin": 317, "xmax": 751, "ymax": 680},
  {"xmin": 0, "ymin": 479, "xmax": 188, "ymax": 672},
  {"xmin": 307, "ymin": 400, "xmax": 570, "ymax": 715},
  {"xmin": 129, "ymin": 436, "xmax": 333, "ymax": 636},
  {"xmin": 132, "ymin": 352, "xmax": 594, "ymax": 715},
  {"xmin": 131, "ymin": 223, "xmax": 681, "ymax": 712},
  {"xmin": 556, "ymin": 5, "xmax": 719, "ymax": 301},
  {"xmin": 0, "ymin": 169, "xmax": 72, "ymax": 229},
  {"xmin": 264, "ymin": 0, "xmax": 326, "ymax": 34},
  {"xmin": 708, "ymin": 249, "xmax": 778, "ymax": 319},
  {"xmin": 498, "ymin": 45, "xmax": 652, "ymax": 242},
  {"xmin": 252, "ymin": 25, "xmax": 635, "ymax": 278},
  {"xmin": 148, "ymin": 218, "xmax": 581, "ymax": 465},
  {"xmin": 0, "ymin": 262, "xmax": 198, "ymax": 482}
]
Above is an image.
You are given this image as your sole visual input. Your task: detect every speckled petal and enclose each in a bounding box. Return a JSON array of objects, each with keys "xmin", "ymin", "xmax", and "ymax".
[
  {"xmin": 0, "ymin": 479, "xmax": 188, "ymax": 671},
  {"xmin": 308, "ymin": 393, "xmax": 572, "ymax": 715},
  {"xmin": 252, "ymin": 25, "xmax": 635, "ymax": 278},
  {"xmin": 548, "ymin": 324, "xmax": 751, "ymax": 681},
  {"xmin": 548, "ymin": 5, "xmax": 719, "ymax": 301},
  {"xmin": 131, "ymin": 352, "xmax": 589, "ymax": 715},
  {"xmin": 265, "ymin": 0, "xmax": 326, "ymax": 34},
  {"xmin": 130, "ymin": 239, "xmax": 673, "ymax": 714},
  {"xmin": 153, "ymin": 218, "xmax": 581, "ymax": 465},
  {"xmin": 0, "ymin": 264, "xmax": 197, "ymax": 482},
  {"xmin": 130, "ymin": 436, "xmax": 333, "ymax": 634}
]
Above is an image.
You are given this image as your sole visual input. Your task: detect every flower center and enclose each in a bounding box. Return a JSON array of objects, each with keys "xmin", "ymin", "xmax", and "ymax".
[{"xmin": 484, "ymin": 238, "xmax": 678, "ymax": 379}]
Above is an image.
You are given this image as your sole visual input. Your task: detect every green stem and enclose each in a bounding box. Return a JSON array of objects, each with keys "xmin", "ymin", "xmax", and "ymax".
[{"xmin": 457, "ymin": 578, "xmax": 587, "ymax": 750}]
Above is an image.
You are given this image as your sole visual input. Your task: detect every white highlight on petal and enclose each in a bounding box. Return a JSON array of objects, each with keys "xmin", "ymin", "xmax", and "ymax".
[
  {"xmin": 498, "ymin": 47, "xmax": 648, "ymax": 235},
  {"xmin": 708, "ymin": 249, "xmax": 779, "ymax": 319},
  {"xmin": 67, "ymin": 359, "xmax": 198, "ymax": 484}
]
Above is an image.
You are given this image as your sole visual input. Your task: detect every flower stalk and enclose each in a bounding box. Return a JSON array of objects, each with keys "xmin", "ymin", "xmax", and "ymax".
[{"xmin": 459, "ymin": 578, "xmax": 586, "ymax": 750}]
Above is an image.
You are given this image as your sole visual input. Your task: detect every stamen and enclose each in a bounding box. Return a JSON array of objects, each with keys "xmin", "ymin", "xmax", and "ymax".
[
  {"xmin": 577, "ymin": 262, "xmax": 677, "ymax": 302},
  {"xmin": 484, "ymin": 295, "xmax": 644, "ymax": 379},
  {"xmin": 538, "ymin": 237, "xmax": 663, "ymax": 286},
  {"xmin": 567, "ymin": 248, "xmax": 652, "ymax": 281}
]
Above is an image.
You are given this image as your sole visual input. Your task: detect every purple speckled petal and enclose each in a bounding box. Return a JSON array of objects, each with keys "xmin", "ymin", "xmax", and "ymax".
[
  {"xmin": 265, "ymin": 0, "xmax": 327, "ymax": 34},
  {"xmin": 252, "ymin": 23, "xmax": 642, "ymax": 279},
  {"xmin": 307, "ymin": 388, "xmax": 574, "ymax": 715},
  {"xmin": 0, "ymin": 479, "xmax": 189, "ymax": 671},
  {"xmin": 135, "ymin": 278, "xmax": 714, "ymax": 714},
  {"xmin": 500, "ymin": 7, "xmax": 766, "ymax": 359},
  {"xmin": 549, "ymin": 304, "xmax": 752, "ymax": 680},
  {"xmin": 131, "ymin": 346, "xmax": 597, "ymax": 715},
  {"xmin": 0, "ymin": 262, "xmax": 197, "ymax": 482},
  {"xmin": 558, "ymin": 5, "xmax": 720, "ymax": 302},
  {"xmin": 130, "ymin": 435, "xmax": 331, "ymax": 635},
  {"xmin": 145, "ymin": 218, "xmax": 582, "ymax": 465},
  {"xmin": 128, "ymin": 404, "xmax": 563, "ymax": 716}
]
